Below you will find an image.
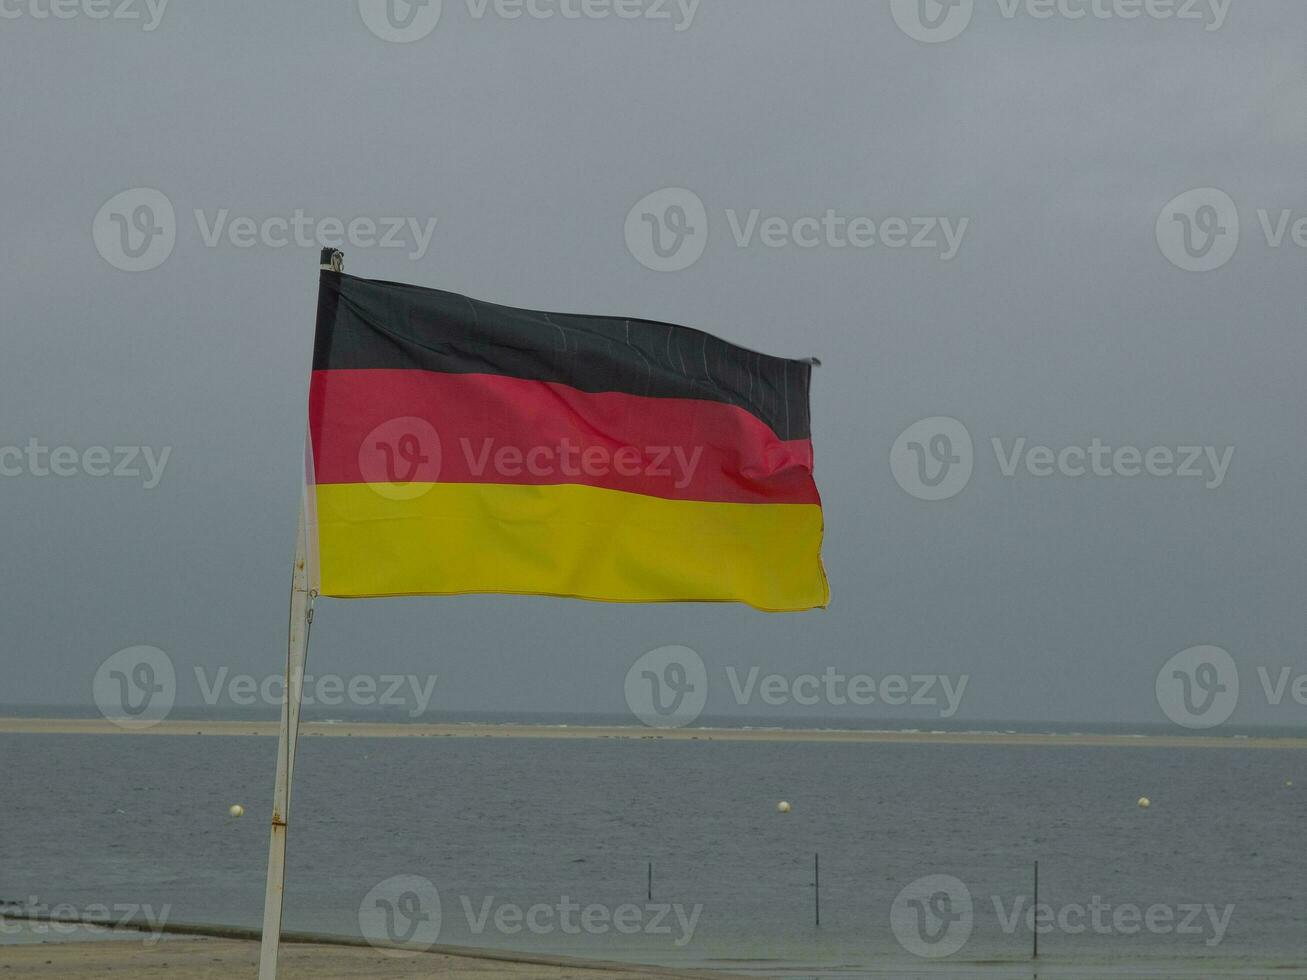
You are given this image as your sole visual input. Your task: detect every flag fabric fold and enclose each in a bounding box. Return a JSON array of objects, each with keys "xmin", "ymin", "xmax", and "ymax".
[{"xmin": 307, "ymin": 271, "xmax": 829, "ymax": 612}]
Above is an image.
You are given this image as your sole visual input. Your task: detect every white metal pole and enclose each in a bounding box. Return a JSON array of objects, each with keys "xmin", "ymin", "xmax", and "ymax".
[
  {"xmin": 257, "ymin": 501, "xmax": 312, "ymax": 980},
  {"xmin": 258, "ymin": 250, "xmax": 338, "ymax": 979}
]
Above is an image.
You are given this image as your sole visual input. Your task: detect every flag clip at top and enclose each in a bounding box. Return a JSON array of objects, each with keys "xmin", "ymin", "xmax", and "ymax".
[{"xmin": 319, "ymin": 248, "xmax": 344, "ymax": 273}]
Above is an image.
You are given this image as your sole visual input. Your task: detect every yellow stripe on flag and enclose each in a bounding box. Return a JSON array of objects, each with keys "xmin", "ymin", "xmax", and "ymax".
[{"xmin": 314, "ymin": 482, "xmax": 829, "ymax": 613}]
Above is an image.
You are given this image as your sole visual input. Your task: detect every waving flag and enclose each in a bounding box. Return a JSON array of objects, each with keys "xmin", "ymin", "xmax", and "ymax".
[{"xmin": 306, "ymin": 270, "xmax": 828, "ymax": 612}]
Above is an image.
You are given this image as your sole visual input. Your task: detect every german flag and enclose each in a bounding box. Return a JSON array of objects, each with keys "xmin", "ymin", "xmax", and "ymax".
[{"xmin": 306, "ymin": 270, "xmax": 829, "ymax": 612}]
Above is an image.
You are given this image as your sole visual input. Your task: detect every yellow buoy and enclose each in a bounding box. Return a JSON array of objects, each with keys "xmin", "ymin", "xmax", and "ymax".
[
  {"xmin": 777, "ymin": 801, "xmax": 791, "ymax": 813},
  {"xmin": 229, "ymin": 804, "xmax": 245, "ymax": 818},
  {"xmin": 1137, "ymin": 797, "xmax": 1150, "ymax": 809}
]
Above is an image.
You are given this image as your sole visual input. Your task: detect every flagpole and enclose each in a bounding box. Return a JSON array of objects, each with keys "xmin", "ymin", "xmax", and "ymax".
[{"xmin": 256, "ymin": 250, "xmax": 337, "ymax": 980}]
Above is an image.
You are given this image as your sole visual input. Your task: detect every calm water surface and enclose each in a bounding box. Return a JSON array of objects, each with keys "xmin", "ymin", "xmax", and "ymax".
[{"xmin": 2, "ymin": 733, "xmax": 1305, "ymax": 977}]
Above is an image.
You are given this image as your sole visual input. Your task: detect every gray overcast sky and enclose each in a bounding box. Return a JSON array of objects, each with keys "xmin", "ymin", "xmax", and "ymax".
[{"xmin": 2, "ymin": 0, "xmax": 1304, "ymax": 726}]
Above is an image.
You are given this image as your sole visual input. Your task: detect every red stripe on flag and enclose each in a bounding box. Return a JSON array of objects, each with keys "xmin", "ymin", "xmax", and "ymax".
[{"xmin": 309, "ymin": 369, "xmax": 819, "ymax": 506}]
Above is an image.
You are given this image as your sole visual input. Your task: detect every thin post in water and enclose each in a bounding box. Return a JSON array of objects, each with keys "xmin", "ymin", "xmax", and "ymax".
[
  {"xmin": 814, "ymin": 853, "xmax": 820, "ymax": 927},
  {"xmin": 1033, "ymin": 859, "xmax": 1039, "ymax": 960}
]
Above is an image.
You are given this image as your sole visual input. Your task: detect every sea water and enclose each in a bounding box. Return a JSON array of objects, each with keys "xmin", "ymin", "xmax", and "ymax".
[{"xmin": 2, "ymin": 729, "xmax": 1304, "ymax": 977}]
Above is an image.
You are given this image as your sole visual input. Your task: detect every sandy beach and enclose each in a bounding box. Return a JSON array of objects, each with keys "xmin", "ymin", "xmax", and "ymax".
[
  {"xmin": 6, "ymin": 935, "xmax": 1301, "ymax": 979},
  {"xmin": 1, "ymin": 716, "xmax": 1305, "ymax": 749},
  {"xmin": 0, "ymin": 935, "xmax": 739, "ymax": 979}
]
